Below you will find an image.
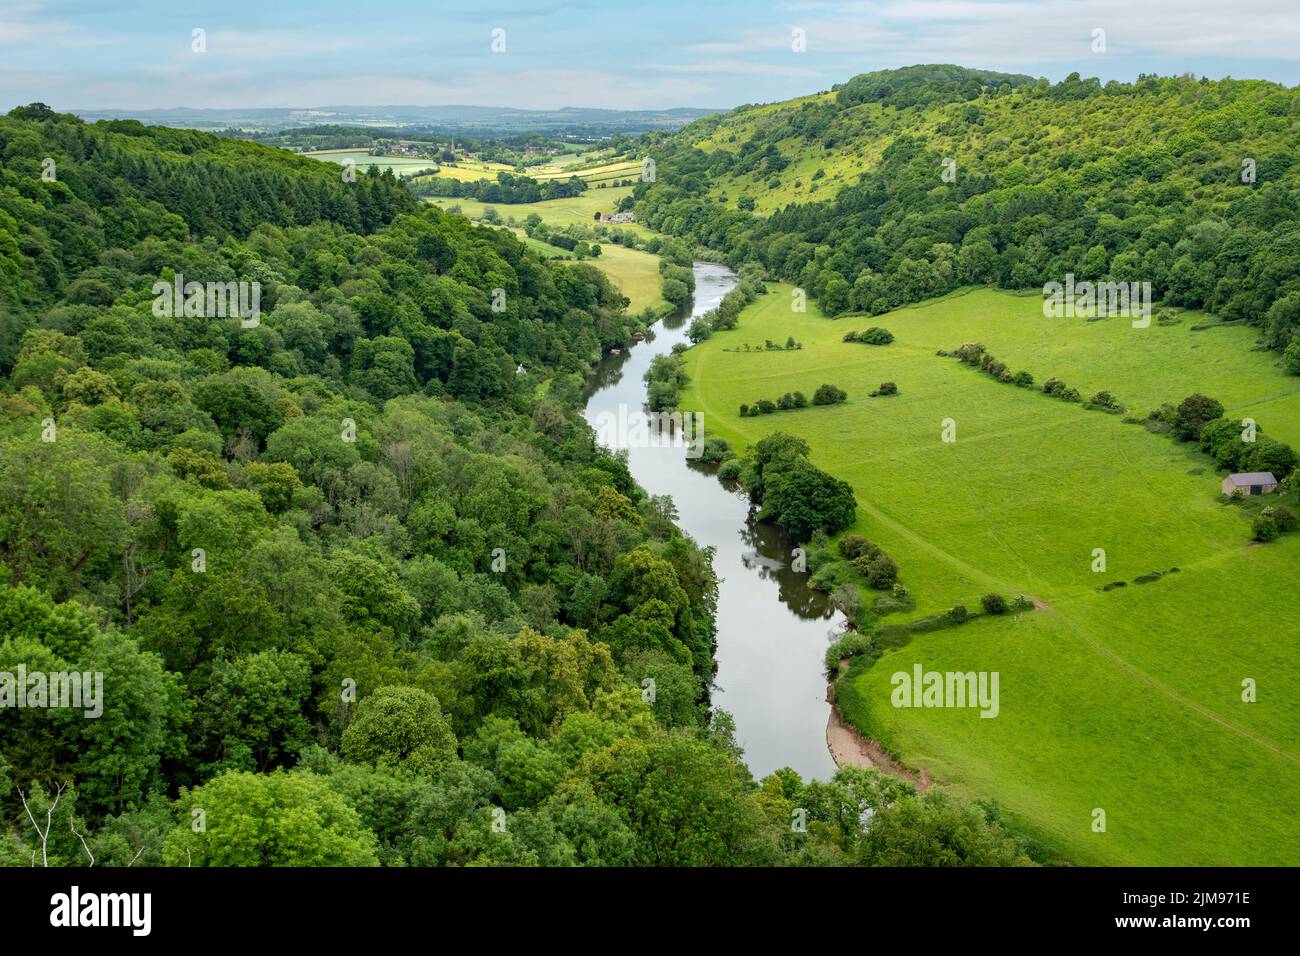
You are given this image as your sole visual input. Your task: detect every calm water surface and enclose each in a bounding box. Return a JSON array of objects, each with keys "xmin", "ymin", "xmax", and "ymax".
[{"xmin": 583, "ymin": 262, "xmax": 841, "ymax": 781}]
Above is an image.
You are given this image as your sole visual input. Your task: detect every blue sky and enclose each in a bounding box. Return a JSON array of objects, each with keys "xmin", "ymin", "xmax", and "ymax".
[{"xmin": 3, "ymin": 0, "xmax": 1299, "ymax": 112}]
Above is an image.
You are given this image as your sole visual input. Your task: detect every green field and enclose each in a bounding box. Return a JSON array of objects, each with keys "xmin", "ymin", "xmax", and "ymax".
[
  {"xmin": 501, "ymin": 227, "xmax": 665, "ymax": 314},
  {"xmin": 585, "ymin": 242, "xmax": 667, "ymax": 314},
  {"xmin": 678, "ymin": 285, "xmax": 1300, "ymax": 865},
  {"xmin": 426, "ymin": 187, "xmax": 651, "ymax": 236},
  {"xmin": 416, "ymin": 158, "xmax": 516, "ymax": 181},
  {"xmin": 302, "ymin": 147, "xmax": 439, "ymax": 178},
  {"xmin": 530, "ymin": 159, "xmax": 642, "ymax": 185},
  {"xmin": 431, "ymin": 189, "xmax": 667, "ymax": 314}
]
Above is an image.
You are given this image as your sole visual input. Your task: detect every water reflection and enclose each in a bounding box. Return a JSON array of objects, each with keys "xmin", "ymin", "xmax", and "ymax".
[{"xmin": 583, "ymin": 262, "xmax": 842, "ymax": 780}]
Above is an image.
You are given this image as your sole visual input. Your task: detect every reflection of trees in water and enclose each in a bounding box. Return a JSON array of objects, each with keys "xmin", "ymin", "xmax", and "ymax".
[
  {"xmin": 737, "ymin": 514, "xmax": 837, "ymax": 621},
  {"xmin": 662, "ymin": 300, "xmax": 690, "ymax": 331},
  {"xmin": 584, "ymin": 349, "xmax": 633, "ymax": 396}
]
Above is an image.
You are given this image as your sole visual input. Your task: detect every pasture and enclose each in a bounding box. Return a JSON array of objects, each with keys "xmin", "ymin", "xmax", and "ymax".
[
  {"xmin": 677, "ymin": 284, "xmax": 1300, "ymax": 865},
  {"xmin": 425, "ymin": 187, "xmax": 657, "ymax": 241},
  {"xmin": 302, "ymin": 147, "xmax": 438, "ymax": 178}
]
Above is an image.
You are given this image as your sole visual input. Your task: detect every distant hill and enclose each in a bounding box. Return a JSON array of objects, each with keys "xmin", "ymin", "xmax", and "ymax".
[
  {"xmin": 71, "ymin": 104, "xmax": 720, "ymax": 137},
  {"xmin": 633, "ymin": 64, "xmax": 1300, "ymax": 353}
]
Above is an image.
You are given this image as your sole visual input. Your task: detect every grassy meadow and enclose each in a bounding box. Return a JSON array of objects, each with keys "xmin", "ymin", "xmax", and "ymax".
[
  {"xmin": 426, "ymin": 187, "xmax": 651, "ymax": 235},
  {"xmin": 430, "ymin": 188, "xmax": 668, "ymax": 314},
  {"xmin": 302, "ymin": 147, "xmax": 441, "ymax": 178},
  {"xmin": 584, "ymin": 242, "xmax": 668, "ymax": 314},
  {"xmin": 678, "ymin": 284, "xmax": 1300, "ymax": 865},
  {"xmin": 529, "ymin": 158, "xmax": 642, "ymax": 184}
]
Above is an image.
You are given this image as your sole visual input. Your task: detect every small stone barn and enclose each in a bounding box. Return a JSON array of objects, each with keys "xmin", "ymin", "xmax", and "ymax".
[{"xmin": 1222, "ymin": 472, "xmax": 1278, "ymax": 496}]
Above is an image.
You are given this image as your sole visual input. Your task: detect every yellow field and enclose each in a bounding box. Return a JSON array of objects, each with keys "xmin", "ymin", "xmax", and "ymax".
[
  {"xmin": 531, "ymin": 159, "xmax": 642, "ymax": 184},
  {"xmin": 425, "ymin": 188, "xmax": 653, "ymax": 237},
  {"xmin": 413, "ymin": 159, "xmax": 515, "ymax": 182}
]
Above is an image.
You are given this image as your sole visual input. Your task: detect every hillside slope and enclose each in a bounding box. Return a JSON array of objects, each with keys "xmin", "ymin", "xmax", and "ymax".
[{"xmin": 635, "ymin": 65, "xmax": 1300, "ymax": 359}]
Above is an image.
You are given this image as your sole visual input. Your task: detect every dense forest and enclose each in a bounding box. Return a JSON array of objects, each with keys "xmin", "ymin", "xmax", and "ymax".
[
  {"xmin": 635, "ymin": 66, "xmax": 1300, "ymax": 362},
  {"xmin": 0, "ymin": 105, "xmax": 1031, "ymax": 866}
]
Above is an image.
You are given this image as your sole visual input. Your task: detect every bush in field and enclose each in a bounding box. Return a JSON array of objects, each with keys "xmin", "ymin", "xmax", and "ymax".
[
  {"xmin": 980, "ymin": 593, "xmax": 1008, "ymax": 615},
  {"xmin": 838, "ymin": 534, "xmax": 875, "ymax": 560},
  {"xmin": 1172, "ymin": 393, "xmax": 1224, "ymax": 441},
  {"xmin": 1252, "ymin": 514, "xmax": 1279, "ymax": 542},
  {"xmin": 871, "ymin": 382, "xmax": 898, "ymax": 397},
  {"xmin": 858, "ymin": 553, "xmax": 899, "ymax": 589},
  {"xmin": 1262, "ymin": 505, "xmax": 1297, "ymax": 533},
  {"xmin": 844, "ymin": 327, "xmax": 894, "ymax": 345},
  {"xmin": 944, "ymin": 604, "xmax": 969, "ymax": 625},
  {"xmin": 813, "ymin": 383, "xmax": 847, "ymax": 405}
]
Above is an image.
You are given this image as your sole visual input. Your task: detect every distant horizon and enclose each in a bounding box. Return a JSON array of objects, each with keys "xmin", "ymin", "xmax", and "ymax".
[
  {"xmin": 54, "ymin": 63, "xmax": 1300, "ymax": 121},
  {"xmin": 66, "ymin": 104, "xmax": 727, "ymax": 116}
]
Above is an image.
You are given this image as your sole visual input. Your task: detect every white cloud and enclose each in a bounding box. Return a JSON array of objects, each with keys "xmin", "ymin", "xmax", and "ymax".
[{"xmin": 771, "ymin": 0, "xmax": 1300, "ymax": 61}]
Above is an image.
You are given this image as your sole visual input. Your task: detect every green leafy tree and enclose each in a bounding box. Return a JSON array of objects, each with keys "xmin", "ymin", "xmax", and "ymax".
[
  {"xmin": 341, "ymin": 686, "xmax": 458, "ymax": 779},
  {"xmin": 163, "ymin": 770, "xmax": 379, "ymax": 866}
]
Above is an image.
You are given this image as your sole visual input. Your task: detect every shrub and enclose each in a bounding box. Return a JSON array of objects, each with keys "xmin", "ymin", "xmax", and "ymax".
[
  {"xmin": 831, "ymin": 585, "xmax": 864, "ymax": 621},
  {"xmin": 838, "ymin": 534, "xmax": 875, "ymax": 560},
  {"xmin": 813, "ymin": 383, "xmax": 847, "ymax": 405},
  {"xmin": 698, "ymin": 436, "xmax": 734, "ymax": 464},
  {"xmin": 846, "ymin": 327, "xmax": 894, "ymax": 345},
  {"xmin": 718, "ymin": 459, "xmax": 742, "ymax": 481},
  {"xmin": 980, "ymin": 593, "xmax": 1008, "ymax": 615},
  {"xmin": 862, "ymin": 553, "xmax": 899, "ymax": 589},
  {"xmin": 825, "ymin": 631, "xmax": 874, "ymax": 670},
  {"xmin": 871, "ymin": 381, "xmax": 898, "ymax": 397},
  {"xmin": 943, "ymin": 604, "xmax": 969, "ymax": 625},
  {"xmin": 1172, "ymin": 393, "xmax": 1225, "ymax": 441},
  {"xmin": 1262, "ymin": 505, "xmax": 1297, "ymax": 533},
  {"xmin": 1012, "ymin": 370, "xmax": 1034, "ymax": 387},
  {"xmin": 1252, "ymin": 514, "xmax": 1279, "ymax": 542}
]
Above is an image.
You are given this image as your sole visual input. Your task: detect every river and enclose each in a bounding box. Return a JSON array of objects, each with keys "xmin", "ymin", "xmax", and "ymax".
[{"xmin": 583, "ymin": 261, "xmax": 842, "ymax": 781}]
